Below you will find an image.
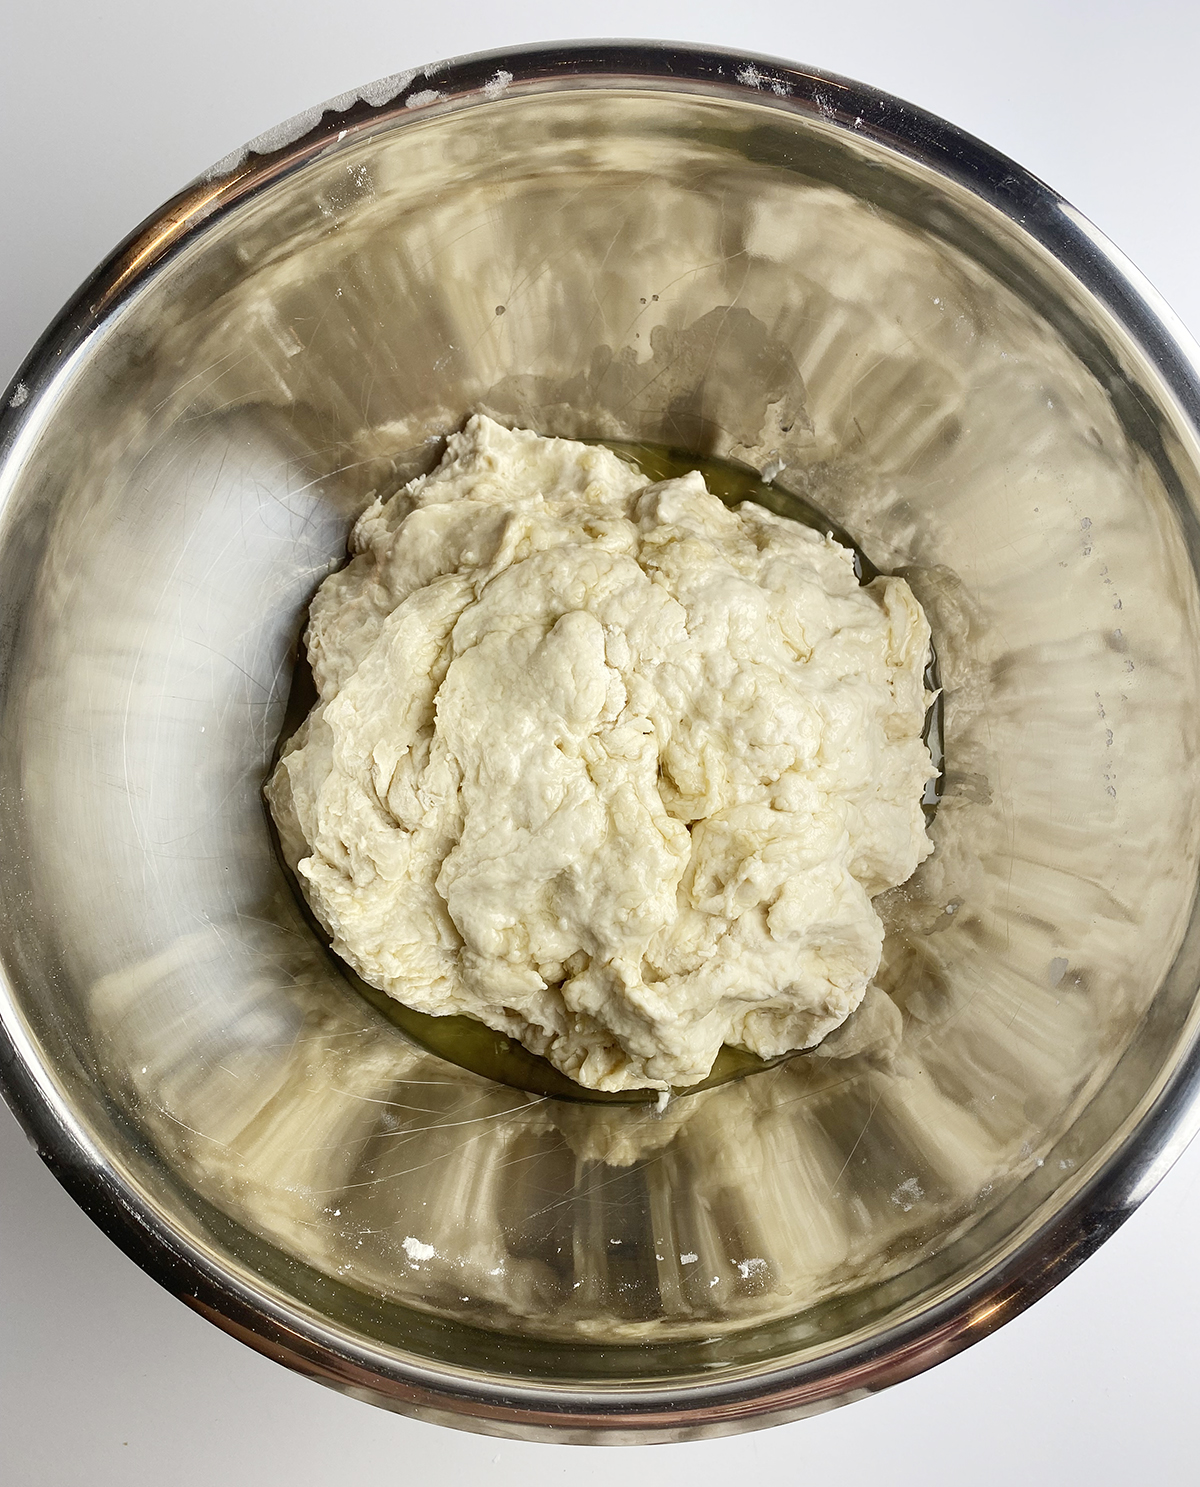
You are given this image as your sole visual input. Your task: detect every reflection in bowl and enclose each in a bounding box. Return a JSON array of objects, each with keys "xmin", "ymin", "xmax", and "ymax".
[{"xmin": 2, "ymin": 43, "xmax": 1200, "ymax": 1441}]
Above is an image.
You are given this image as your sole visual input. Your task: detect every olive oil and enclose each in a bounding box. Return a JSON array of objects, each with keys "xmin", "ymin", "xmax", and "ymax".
[
  {"xmin": 271, "ymin": 440, "xmax": 942, "ymax": 1104},
  {"xmin": 597, "ymin": 439, "xmax": 880, "ymax": 582}
]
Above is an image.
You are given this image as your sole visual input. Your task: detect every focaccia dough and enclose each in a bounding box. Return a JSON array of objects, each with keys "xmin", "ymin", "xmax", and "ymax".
[{"xmin": 267, "ymin": 415, "xmax": 933, "ymax": 1090}]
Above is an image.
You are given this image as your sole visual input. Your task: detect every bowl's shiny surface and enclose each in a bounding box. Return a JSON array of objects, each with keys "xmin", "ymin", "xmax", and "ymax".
[{"xmin": 3, "ymin": 42, "xmax": 1200, "ymax": 1442}]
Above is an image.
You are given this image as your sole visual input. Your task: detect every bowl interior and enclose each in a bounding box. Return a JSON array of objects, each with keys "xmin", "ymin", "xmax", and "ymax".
[{"xmin": 3, "ymin": 75, "xmax": 1200, "ymax": 1404}]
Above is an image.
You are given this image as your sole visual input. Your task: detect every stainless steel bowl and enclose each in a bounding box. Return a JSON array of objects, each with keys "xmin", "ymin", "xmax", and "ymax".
[{"xmin": 3, "ymin": 41, "xmax": 1200, "ymax": 1443}]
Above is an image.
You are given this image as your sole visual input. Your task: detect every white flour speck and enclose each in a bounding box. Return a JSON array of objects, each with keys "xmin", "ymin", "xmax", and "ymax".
[
  {"xmin": 402, "ymin": 1235, "xmax": 436, "ymax": 1262},
  {"xmin": 891, "ymin": 1176, "xmax": 924, "ymax": 1212}
]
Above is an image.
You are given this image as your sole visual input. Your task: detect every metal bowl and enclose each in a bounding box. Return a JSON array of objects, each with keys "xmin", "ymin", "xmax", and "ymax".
[{"xmin": 3, "ymin": 41, "xmax": 1200, "ymax": 1443}]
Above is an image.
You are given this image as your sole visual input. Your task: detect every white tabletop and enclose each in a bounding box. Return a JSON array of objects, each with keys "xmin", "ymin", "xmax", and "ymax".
[{"xmin": 4, "ymin": 3, "xmax": 1200, "ymax": 1481}]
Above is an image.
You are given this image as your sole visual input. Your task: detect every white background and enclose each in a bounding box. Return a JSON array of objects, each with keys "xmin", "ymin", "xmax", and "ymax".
[{"xmin": 3, "ymin": 3, "xmax": 1200, "ymax": 1481}]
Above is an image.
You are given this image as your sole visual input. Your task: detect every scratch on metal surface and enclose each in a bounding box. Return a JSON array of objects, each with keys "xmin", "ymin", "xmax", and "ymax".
[
  {"xmin": 829, "ymin": 1076, "xmax": 883, "ymax": 1197},
  {"xmin": 522, "ymin": 1149, "xmax": 669, "ymax": 1224},
  {"xmin": 156, "ymin": 1104, "xmax": 231, "ymax": 1148}
]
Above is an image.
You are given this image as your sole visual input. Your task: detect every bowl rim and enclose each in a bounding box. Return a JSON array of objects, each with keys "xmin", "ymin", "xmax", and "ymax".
[{"xmin": 4, "ymin": 37, "xmax": 1200, "ymax": 1444}]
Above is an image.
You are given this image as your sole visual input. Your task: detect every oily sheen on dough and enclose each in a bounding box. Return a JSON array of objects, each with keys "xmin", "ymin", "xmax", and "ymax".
[{"xmin": 267, "ymin": 416, "xmax": 933, "ymax": 1091}]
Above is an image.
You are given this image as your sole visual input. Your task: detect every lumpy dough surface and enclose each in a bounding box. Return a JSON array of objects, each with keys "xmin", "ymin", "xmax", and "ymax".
[{"xmin": 267, "ymin": 416, "xmax": 934, "ymax": 1091}]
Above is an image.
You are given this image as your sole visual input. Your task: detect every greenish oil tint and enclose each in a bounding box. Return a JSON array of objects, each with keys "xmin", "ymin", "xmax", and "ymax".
[
  {"xmin": 349, "ymin": 978, "xmax": 791, "ymax": 1105},
  {"xmin": 272, "ymin": 440, "xmax": 943, "ymax": 1105},
  {"xmin": 596, "ymin": 438, "xmax": 880, "ymax": 583}
]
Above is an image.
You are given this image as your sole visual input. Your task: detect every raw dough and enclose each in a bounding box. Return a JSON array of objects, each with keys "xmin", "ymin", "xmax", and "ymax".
[{"xmin": 267, "ymin": 416, "xmax": 933, "ymax": 1091}]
